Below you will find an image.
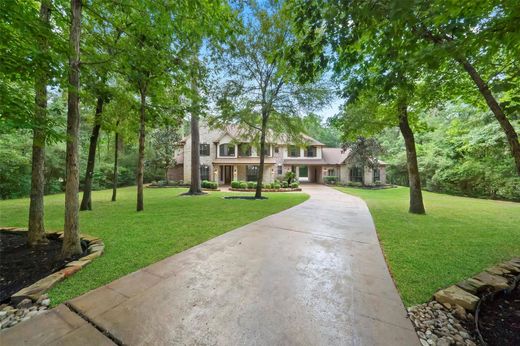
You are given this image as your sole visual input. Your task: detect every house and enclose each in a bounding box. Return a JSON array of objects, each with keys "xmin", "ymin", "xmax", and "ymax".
[{"xmin": 167, "ymin": 123, "xmax": 386, "ymax": 185}]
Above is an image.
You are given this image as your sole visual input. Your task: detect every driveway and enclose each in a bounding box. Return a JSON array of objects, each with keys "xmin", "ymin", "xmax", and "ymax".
[{"xmin": 1, "ymin": 184, "xmax": 418, "ymax": 345}]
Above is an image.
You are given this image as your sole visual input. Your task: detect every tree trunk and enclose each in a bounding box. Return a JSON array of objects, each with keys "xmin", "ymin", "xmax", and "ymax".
[
  {"xmin": 398, "ymin": 100, "xmax": 426, "ymax": 214},
  {"xmin": 255, "ymin": 113, "xmax": 269, "ymax": 199},
  {"xmin": 188, "ymin": 113, "xmax": 203, "ymax": 194},
  {"xmin": 137, "ymin": 87, "xmax": 146, "ymax": 211},
  {"xmin": 80, "ymin": 96, "xmax": 103, "ymax": 211},
  {"xmin": 111, "ymin": 127, "xmax": 119, "ymax": 202},
  {"xmin": 62, "ymin": 0, "xmax": 83, "ymax": 258},
  {"xmin": 456, "ymin": 57, "xmax": 520, "ymax": 175},
  {"xmin": 28, "ymin": 0, "xmax": 51, "ymax": 247}
]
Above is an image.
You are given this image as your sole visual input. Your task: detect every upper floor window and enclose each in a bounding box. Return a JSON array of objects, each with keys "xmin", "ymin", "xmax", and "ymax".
[
  {"xmin": 219, "ymin": 143, "xmax": 235, "ymax": 157},
  {"xmin": 257, "ymin": 144, "xmax": 271, "ymax": 157},
  {"xmin": 373, "ymin": 168, "xmax": 380, "ymax": 183},
  {"xmin": 304, "ymin": 146, "xmax": 317, "ymax": 157},
  {"xmin": 350, "ymin": 167, "xmax": 363, "ymax": 183},
  {"xmin": 238, "ymin": 143, "xmax": 252, "ymax": 157},
  {"xmin": 288, "ymin": 145, "xmax": 299, "ymax": 157},
  {"xmin": 200, "ymin": 143, "xmax": 210, "ymax": 156}
]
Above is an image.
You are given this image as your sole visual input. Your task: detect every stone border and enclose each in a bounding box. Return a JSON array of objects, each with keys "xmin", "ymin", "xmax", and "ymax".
[
  {"xmin": 0, "ymin": 227, "xmax": 105, "ymax": 304},
  {"xmin": 433, "ymin": 258, "xmax": 520, "ymax": 313},
  {"xmin": 228, "ymin": 187, "xmax": 302, "ymax": 192}
]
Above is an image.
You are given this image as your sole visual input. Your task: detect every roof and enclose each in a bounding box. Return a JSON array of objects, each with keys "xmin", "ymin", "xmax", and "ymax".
[
  {"xmin": 180, "ymin": 123, "xmax": 324, "ymax": 146},
  {"xmin": 321, "ymin": 148, "xmax": 350, "ymax": 165},
  {"xmin": 213, "ymin": 158, "xmax": 277, "ymax": 164}
]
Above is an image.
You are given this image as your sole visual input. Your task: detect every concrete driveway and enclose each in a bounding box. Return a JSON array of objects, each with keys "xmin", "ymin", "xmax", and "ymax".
[{"xmin": 1, "ymin": 184, "xmax": 418, "ymax": 346}]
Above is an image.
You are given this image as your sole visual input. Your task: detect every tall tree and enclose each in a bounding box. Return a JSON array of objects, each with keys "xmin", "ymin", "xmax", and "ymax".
[
  {"xmin": 214, "ymin": 2, "xmax": 330, "ymax": 198},
  {"xmin": 290, "ymin": 0, "xmax": 427, "ymax": 213},
  {"xmin": 28, "ymin": 0, "xmax": 51, "ymax": 246},
  {"xmin": 408, "ymin": 0, "xmax": 520, "ymax": 175},
  {"xmin": 62, "ymin": 0, "xmax": 83, "ymax": 258},
  {"xmin": 343, "ymin": 137, "xmax": 383, "ymax": 186}
]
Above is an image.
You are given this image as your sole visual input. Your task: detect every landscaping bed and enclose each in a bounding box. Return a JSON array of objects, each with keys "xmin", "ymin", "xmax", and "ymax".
[
  {"xmin": 0, "ymin": 231, "xmax": 79, "ymax": 303},
  {"xmin": 477, "ymin": 282, "xmax": 520, "ymax": 346}
]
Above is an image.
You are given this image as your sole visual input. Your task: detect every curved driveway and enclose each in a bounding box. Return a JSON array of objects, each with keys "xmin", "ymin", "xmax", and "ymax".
[{"xmin": 2, "ymin": 184, "xmax": 418, "ymax": 345}]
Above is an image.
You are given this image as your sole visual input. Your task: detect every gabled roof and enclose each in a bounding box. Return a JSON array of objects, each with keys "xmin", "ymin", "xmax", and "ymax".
[{"xmin": 322, "ymin": 148, "xmax": 350, "ymax": 165}]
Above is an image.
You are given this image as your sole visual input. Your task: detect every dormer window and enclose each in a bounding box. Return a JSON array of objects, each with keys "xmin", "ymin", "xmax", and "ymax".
[
  {"xmin": 304, "ymin": 146, "xmax": 317, "ymax": 157},
  {"xmin": 238, "ymin": 143, "xmax": 252, "ymax": 157},
  {"xmin": 288, "ymin": 145, "xmax": 299, "ymax": 157},
  {"xmin": 219, "ymin": 143, "xmax": 235, "ymax": 157}
]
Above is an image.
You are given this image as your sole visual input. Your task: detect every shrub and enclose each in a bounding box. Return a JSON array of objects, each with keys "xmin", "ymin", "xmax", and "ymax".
[
  {"xmin": 264, "ymin": 183, "xmax": 272, "ymax": 189},
  {"xmin": 201, "ymin": 180, "xmax": 209, "ymax": 188},
  {"xmin": 247, "ymin": 181, "xmax": 257, "ymax": 189},
  {"xmin": 239, "ymin": 181, "xmax": 247, "ymax": 189},
  {"xmin": 284, "ymin": 171, "xmax": 296, "ymax": 184},
  {"xmin": 323, "ymin": 176, "xmax": 337, "ymax": 185},
  {"xmin": 231, "ymin": 180, "xmax": 240, "ymax": 188},
  {"xmin": 348, "ymin": 181, "xmax": 363, "ymax": 187},
  {"xmin": 209, "ymin": 181, "xmax": 218, "ymax": 189},
  {"xmin": 290, "ymin": 182, "xmax": 299, "ymax": 188},
  {"xmin": 273, "ymin": 183, "xmax": 281, "ymax": 189},
  {"xmin": 282, "ymin": 181, "xmax": 288, "ymax": 188},
  {"xmin": 374, "ymin": 180, "xmax": 382, "ymax": 186}
]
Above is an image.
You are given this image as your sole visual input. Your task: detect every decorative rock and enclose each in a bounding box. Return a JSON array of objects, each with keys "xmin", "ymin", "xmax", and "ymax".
[
  {"xmin": 419, "ymin": 339, "xmax": 429, "ymax": 346},
  {"xmin": 472, "ymin": 272, "xmax": 510, "ymax": 291},
  {"xmin": 11, "ymin": 271, "xmax": 64, "ymax": 303},
  {"xmin": 41, "ymin": 299, "xmax": 50, "ymax": 307},
  {"xmin": 16, "ymin": 298, "xmax": 32, "ymax": 309},
  {"xmin": 434, "ymin": 285, "xmax": 479, "ymax": 311},
  {"xmin": 486, "ymin": 266, "xmax": 510, "ymax": 276},
  {"xmin": 437, "ymin": 337, "xmax": 451, "ymax": 346},
  {"xmin": 453, "ymin": 304, "xmax": 467, "ymax": 320},
  {"xmin": 456, "ymin": 278, "xmax": 488, "ymax": 294}
]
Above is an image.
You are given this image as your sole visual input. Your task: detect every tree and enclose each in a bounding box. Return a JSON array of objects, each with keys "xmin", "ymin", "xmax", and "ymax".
[
  {"xmin": 290, "ymin": 0, "xmax": 427, "ymax": 214},
  {"xmin": 149, "ymin": 126, "xmax": 181, "ymax": 183},
  {"xmin": 302, "ymin": 113, "xmax": 341, "ymax": 147},
  {"xmin": 407, "ymin": 0, "xmax": 520, "ymax": 175},
  {"xmin": 343, "ymin": 137, "xmax": 383, "ymax": 186},
  {"xmin": 62, "ymin": 0, "xmax": 83, "ymax": 258},
  {"xmin": 28, "ymin": 0, "xmax": 51, "ymax": 246},
  {"xmin": 214, "ymin": 2, "xmax": 330, "ymax": 198}
]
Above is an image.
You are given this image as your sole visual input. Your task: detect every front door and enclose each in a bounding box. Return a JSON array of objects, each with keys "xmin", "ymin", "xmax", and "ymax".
[{"xmin": 224, "ymin": 165, "xmax": 232, "ymax": 184}]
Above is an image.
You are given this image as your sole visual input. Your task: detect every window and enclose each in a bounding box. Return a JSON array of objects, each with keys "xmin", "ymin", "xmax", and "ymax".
[
  {"xmin": 288, "ymin": 145, "xmax": 299, "ymax": 157},
  {"xmin": 277, "ymin": 165, "xmax": 283, "ymax": 175},
  {"xmin": 257, "ymin": 145, "xmax": 271, "ymax": 157},
  {"xmin": 238, "ymin": 143, "xmax": 252, "ymax": 157},
  {"xmin": 246, "ymin": 165, "xmax": 259, "ymax": 181},
  {"xmin": 274, "ymin": 146, "xmax": 279, "ymax": 154},
  {"xmin": 219, "ymin": 143, "xmax": 235, "ymax": 157},
  {"xmin": 200, "ymin": 165, "xmax": 210, "ymax": 181},
  {"xmin": 304, "ymin": 146, "xmax": 317, "ymax": 157},
  {"xmin": 327, "ymin": 168, "xmax": 335, "ymax": 176},
  {"xmin": 373, "ymin": 168, "xmax": 380, "ymax": 183},
  {"xmin": 349, "ymin": 167, "xmax": 363, "ymax": 182},
  {"xmin": 199, "ymin": 143, "xmax": 210, "ymax": 156}
]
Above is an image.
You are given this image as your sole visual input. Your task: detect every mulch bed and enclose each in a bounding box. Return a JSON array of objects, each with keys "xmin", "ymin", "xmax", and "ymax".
[
  {"xmin": 0, "ymin": 231, "xmax": 85, "ymax": 303},
  {"xmin": 224, "ymin": 196, "xmax": 268, "ymax": 200},
  {"xmin": 478, "ymin": 284, "xmax": 520, "ymax": 346}
]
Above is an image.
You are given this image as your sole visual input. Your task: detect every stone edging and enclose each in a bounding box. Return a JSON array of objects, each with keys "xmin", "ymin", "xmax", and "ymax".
[
  {"xmin": 0, "ymin": 227, "xmax": 105, "ymax": 304},
  {"xmin": 433, "ymin": 258, "xmax": 520, "ymax": 312}
]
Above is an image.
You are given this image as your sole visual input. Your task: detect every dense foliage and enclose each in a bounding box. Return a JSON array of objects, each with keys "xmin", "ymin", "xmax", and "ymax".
[{"xmin": 380, "ymin": 103, "xmax": 519, "ymax": 201}]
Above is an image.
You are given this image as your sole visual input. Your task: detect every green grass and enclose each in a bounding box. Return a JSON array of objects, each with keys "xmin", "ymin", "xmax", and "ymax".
[
  {"xmin": 0, "ymin": 187, "xmax": 308, "ymax": 305},
  {"xmin": 335, "ymin": 186, "xmax": 520, "ymax": 306}
]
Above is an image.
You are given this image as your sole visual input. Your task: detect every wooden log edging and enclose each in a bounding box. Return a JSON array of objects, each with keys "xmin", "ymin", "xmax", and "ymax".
[{"xmin": 0, "ymin": 227, "xmax": 105, "ymax": 304}]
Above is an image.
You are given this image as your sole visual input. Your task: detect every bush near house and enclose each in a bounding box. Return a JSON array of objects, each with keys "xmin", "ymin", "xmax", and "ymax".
[
  {"xmin": 247, "ymin": 181, "xmax": 257, "ymax": 189},
  {"xmin": 323, "ymin": 176, "xmax": 337, "ymax": 185},
  {"xmin": 229, "ymin": 180, "xmax": 300, "ymax": 191},
  {"xmin": 290, "ymin": 182, "xmax": 299, "ymax": 188},
  {"xmin": 282, "ymin": 181, "xmax": 289, "ymax": 188},
  {"xmin": 201, "ymin": 180, "xmax": 218, "ymax": 190}
]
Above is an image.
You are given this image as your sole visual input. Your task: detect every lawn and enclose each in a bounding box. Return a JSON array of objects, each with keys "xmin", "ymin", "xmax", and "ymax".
[
  {"xmin": 0, "ymin": 187, "xmax": 308, "ymax": 305},
  {"xmin": 336, "ymin": 186, "xmax": 520, "ymax": 307}
]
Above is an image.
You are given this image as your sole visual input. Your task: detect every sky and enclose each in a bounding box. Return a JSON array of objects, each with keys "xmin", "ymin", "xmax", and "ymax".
[{"xmin": 316, "ymin": 97, "xmax": 343, "ymax": 121}]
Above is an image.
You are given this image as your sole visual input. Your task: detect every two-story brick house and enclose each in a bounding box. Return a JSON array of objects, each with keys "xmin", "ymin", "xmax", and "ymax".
[{"xmin": 167, "ymin": 123, "xmax": 386, "ymax": 185}]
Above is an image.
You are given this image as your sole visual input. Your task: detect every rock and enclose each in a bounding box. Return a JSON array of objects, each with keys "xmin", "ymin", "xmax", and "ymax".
[
  {"xmin": 456, "ymin": 278, "xmax": 489, "ymax": 294},
  {"xmin": 40, "ymin": 299, "xmax": 50, "ymax": 307},
  {"xmin": 472, "ymin": 272, "xmax": 510, "ymax": 291},
  {"xmin": 11, "ymin": 271, "xmax": 65, "ymax": 302},
  {"xmin": 437, "ymin": 337, "xmax": 451, "ymax": 346},
  {"xmin": 453, "ymin": 334, "xmax": 464, "ymax": 343},
  {"xmin": 486, "ymin": 266, "xmax": 510, "ymax": 276},
  {"xmin": 16, "ymin": 298, "xmax": 32, "ymax": 309},
  {"xmin": 459, "ymin": 331, "xmax": 470, "ymax": 339},
  {"xmin": 442, "ymin": 302, "xmax": 452, "ymax": 309},
  {"xmin": 434, "ymin": 285, "xmax": 479, "ymax": 311},
  {"xmin": 453, "ymin": 305, "xmax": 467, "ymax": 320},
  {"xmin": 0, "ymin": 311, "xmax": 7, "ymax": 320},
  {"xmin": 36, "ymin": 294, "xmax": 48, "ymax": 304},
  {"xmin": 420, "ymin": 339, "xmax": 429, "ymax": 346},
  {"xmin": 465, "ymin": 340, "xmax": 476, "ymax": 346}
]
